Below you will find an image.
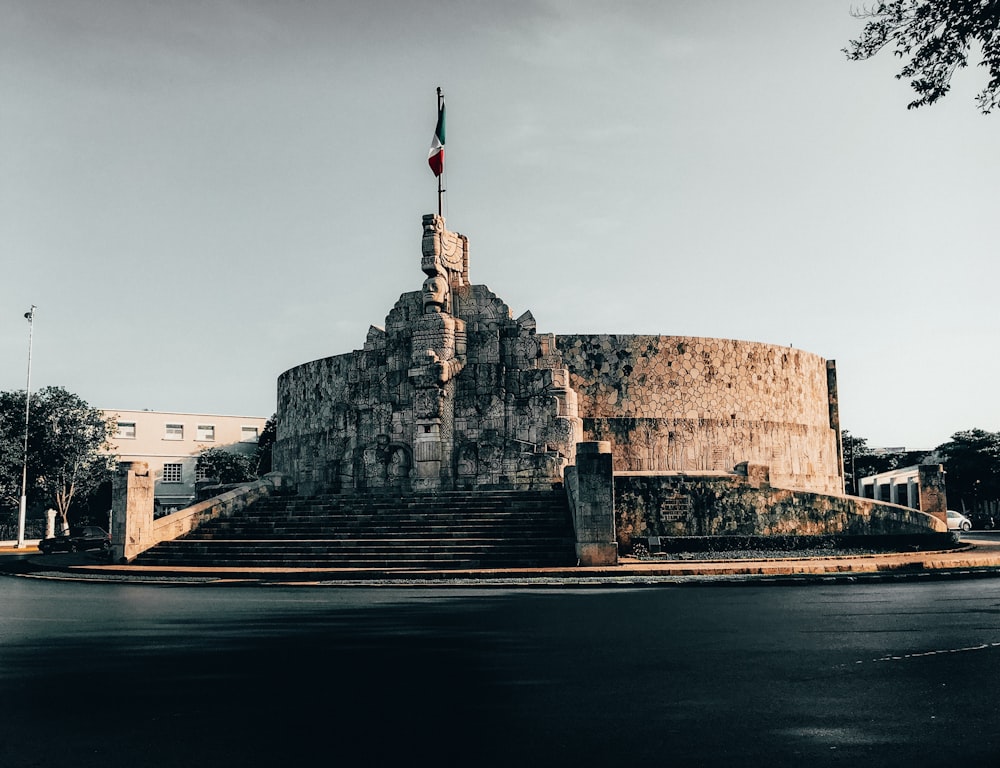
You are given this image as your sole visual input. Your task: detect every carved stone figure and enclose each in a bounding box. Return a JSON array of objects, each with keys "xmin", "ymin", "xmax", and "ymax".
[
  {"xmin": 422, "ymin": 274, "xmax": 450, "ymax": 314},
  {"xmin": 421, "ymin": 213, "xmax": 469, "ymax": 287},
  {"xmin": 456, "ymin": 444, "xmax": 478, "ymax": 477},
  {"xmin": 388, "ymin": 447, "xmax": 411, "ymax": 480},
  {"xmin": 276, "ymin": 213, "xmax": 585, "ymax": 493}
]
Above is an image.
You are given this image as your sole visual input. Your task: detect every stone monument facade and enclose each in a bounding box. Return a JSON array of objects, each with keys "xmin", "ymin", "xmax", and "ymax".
[
  {"xmin": 274, "ymin": 216, "xmax": 844, "ymax": 497},
  {"xmin": 557, "ymin": 335, "xmax": 844, "ymax": 494},
  {"xmin": 275, "ymin": 214, "xmax": 583, "ymax": 494}
]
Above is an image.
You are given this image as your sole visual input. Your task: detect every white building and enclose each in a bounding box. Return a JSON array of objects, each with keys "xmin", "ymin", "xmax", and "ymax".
[
  {"xmin": 103, "ymin": 410, "xmax": 270, "ymax": 515},
  {"xmin": 856, "ymin": 465, "xmax": 924, "ymax": 509}
]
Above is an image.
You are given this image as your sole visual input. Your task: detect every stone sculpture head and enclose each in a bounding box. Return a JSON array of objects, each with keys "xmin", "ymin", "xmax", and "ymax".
[{"xmin": 422, "ymin": 275, "xmax": 449, "ymax": 313}]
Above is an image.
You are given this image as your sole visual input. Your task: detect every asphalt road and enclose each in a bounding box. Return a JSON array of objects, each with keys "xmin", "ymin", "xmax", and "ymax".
[{"xmin": 1, "ymin": 577, "xmax": 998, "ymax": 768}]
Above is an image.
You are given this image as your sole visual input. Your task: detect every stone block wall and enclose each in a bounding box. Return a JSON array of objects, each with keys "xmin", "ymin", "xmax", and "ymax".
[
  {"xmin": 556, "ymin": 335, "xmax": 843, "ymax": 494},
  {"xmin": 614, "ymin": 473, "xmax": 945, "ymax": 550},
  {"xmin": 274, "ymin": 216, "xmax": 844, "ymax": 499},
  {"xmin": 275, "ymin": 281, "xmax": 582, "ymax": 494}
]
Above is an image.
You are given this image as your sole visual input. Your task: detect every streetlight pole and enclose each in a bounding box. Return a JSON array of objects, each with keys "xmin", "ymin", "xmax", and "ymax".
[{"xmin": 16, "ymin": 305, "xmax": 36, "ymax": 549}]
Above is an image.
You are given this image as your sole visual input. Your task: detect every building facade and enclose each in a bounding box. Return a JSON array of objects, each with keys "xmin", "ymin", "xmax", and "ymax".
[
  {"xmin": 104, "ymin": 410, "xmax": 269, "ymax": 515},
  {"xmin": 857, "ymin": 466, "xmax": 919, "ymax": 507}
]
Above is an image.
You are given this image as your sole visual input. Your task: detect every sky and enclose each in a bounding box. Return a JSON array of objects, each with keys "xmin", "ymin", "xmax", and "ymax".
[{"xmin": 1, "ymin": 0, "xmax": 997, "ymax": 451}]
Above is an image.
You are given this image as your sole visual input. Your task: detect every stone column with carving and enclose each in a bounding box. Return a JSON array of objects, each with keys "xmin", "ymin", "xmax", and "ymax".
[
  {"xmin": 111, "ymin": 461, "xmax": 154, "ymax": 563},
  {"xmin": 408, "ymin": 215, "xmax": 468, "ymax": 490},
  {"xmin": 572, "ymin": 441, "xmax": 618, "ymax": 565},
  {"xmin": 918, "ymin": 463, "xmax": 948, "ymax": 528}
]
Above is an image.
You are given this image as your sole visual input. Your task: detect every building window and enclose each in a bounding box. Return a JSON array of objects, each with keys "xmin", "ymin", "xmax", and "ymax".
[
  {"xmin": 241, "ymin": 426, "xmax": 259, "ymax": 443},
  {"xmin": 195, "ymin": 465, "xmax": 209, "ymax": 482},
  {"xmin": 116, "ymin": 422, "xmax": 136, "ymax": 439},
  {"xmin": 197, "ymin": 424, "xmax": 215, "ymax": 441},
  {"xmin": 162, "ymin": 464, "xmax": 183, "ymax": 483},
  {"xmin": 164, "ymin": 423, "xmax": 184, "ymax": 441}
]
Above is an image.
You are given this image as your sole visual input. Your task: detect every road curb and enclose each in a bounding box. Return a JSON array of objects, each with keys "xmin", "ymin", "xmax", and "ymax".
[{"xmin": 6, "ymin": 538, "xmax": 1000, "ymax": 586}]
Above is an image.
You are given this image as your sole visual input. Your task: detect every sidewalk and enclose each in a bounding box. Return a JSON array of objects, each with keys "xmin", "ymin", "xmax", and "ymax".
[{"xmin": 5, "ymin": 536, "xmax": 1000, "ymax": 585}]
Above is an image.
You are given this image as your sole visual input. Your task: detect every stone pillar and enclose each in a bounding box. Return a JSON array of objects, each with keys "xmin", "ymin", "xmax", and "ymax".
[
  {"xmin": 573, "ymin": 441, "xmax": 617, "ymax": 566},
  {"xmin": 111, "ymin": 461, "xmax": 154, "ymax": 563},
  {"xmin": 918, "ymin": 464, "xmax": 948, "ymax": 527},
  {"xmin": 408, "ymin": 270, "xmax": 466, "ymax": 492},
  {"xmin": 412, "ymin": 420, "xmax": 443, "ymax": 489},
  {"xmin": 45, "ymin": 509, "xmax": 57, "ymax": 539},
  {"xmin": 827, "ymin": 360, "xmax": 844, "ymax": 481}
]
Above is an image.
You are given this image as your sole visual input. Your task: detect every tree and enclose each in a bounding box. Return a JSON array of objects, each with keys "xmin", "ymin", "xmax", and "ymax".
[
  {"xmin": 253, "ymin": 415, "xmax": 277, "ymax": 476},
  {"xmin": 196, "ymin": 448, "xmax": 256, "ymax": 485},
  {"xmin": 841, "ymin": 430, "xmax": 931, "ymax": 493},
  {"xmin": 0, "ymin": 387, "xmax": 117, "ymax": 531},
  {"xmin": 842, "ymin": 430, "xmax": 874, "ymax": 492},
  {"xmin": 0, "ymin": 394, "xmax": 26, "ymax": 510},
  {"xmin": 934, "ymin": 429, "xmax": 1000, "ymax": 520},
  {"xmin": 195, "ymin": 415, "xmax": 276, "ymax": 491},
  {"xmin": 844, "ymin": 1, "xmax": 1000, "ymax": 113}
]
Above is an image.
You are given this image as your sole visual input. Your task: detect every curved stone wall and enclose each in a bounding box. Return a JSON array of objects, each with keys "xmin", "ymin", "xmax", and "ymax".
[
  {"xmin": 614, "ymin": 473, "xmax": 945, "ymax": 549},
  {"xmin": 277, "ymin": 328, "xmax": 844, "ymax": 496},
  {"xmin": 273, "ymin": 215, "xmax": 844, "ymax": 498},
  {"xmin": 555, "ymin": 335, "xmax": 843, "ymax": 494}
]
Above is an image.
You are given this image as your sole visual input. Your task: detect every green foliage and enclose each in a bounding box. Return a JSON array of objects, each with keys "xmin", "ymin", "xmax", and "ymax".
[
  {"xmin": 253, "ymin": 415, "xmax": 276, "ymax": 476},
  {"xmin": 842, "ymin": 430, "xmax": 929, "ymax": 492},
  {"xmin": 935, "ymin": 429, "xmax": 1000, "ymax": 514},
  {"xmin": 842, "ymin": 430, "xmax": 873, "ymax": 492},
  {"xmin": 193, "ymin": 415, "xmax": 276, "ymax": 490},
  {"xmin": 845, "ymin": 1, "xmax": 1000, "ymax": 113},
  {"xmin": 846, "ymin": 427, "xmax": 1000, "ymax": 520},
  {"xmin": 0, "ymin": 395, "xmax": 26, "ymax": 508},
  {"xmin": 864, "ymin": 449, "xmax": 932, "ymax": 476},
  {"xmin": 0, "ymin": 386, "xmax": 117, "ymax": 527},
  {"xmin": 196, "ymin": 448, "xmax": 256, "ymax": 485}
]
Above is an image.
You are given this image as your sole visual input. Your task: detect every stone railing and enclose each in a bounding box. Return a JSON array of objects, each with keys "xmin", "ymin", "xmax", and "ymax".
[
  {"xmin": 111, "ymin": 465, "xmax": 289, "ymax": 562},
  {"xmin": 614, "ymin": 472, "xmax": 947, "ymax": 549},
  {"xmin": 562, "ymin": 443, "xmax": 947, "ymax": 566}
]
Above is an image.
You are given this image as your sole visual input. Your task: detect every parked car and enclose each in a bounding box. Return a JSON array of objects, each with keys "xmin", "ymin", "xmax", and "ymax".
[
  {"xmin": 971, "ymin": 511, "xmax": 995, "ymax": 530},
  {"xmin": 946, "ymin": 510, "xmax": 972, "ymax": 532},
  {"xmin": 37, "ymin": 526, "xmax": 111, "ymax": 554}
]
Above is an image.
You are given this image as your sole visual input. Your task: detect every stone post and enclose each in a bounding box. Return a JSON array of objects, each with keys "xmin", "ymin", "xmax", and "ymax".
[
  {"xmin": 826, "ymin": 360, "xmax": 843, "ymax": 482},
  {"xmin": 45, "ymin": 509, "xmax": 57, "ymax": 539},
  {"xmin": 111, "ymin": 461, "xmax": 154, "ymax": 563},
  {"xmin": 918, "ymin": 464, "xmax": 948, "ymax": 527},
  {"xmin": 573, "ymin": 441, "xmax": 617, "ymax": 566}
]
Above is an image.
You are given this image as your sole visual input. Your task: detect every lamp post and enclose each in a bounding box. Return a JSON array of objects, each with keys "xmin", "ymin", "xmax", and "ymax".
[{"xmin": 16, "ymin": 305, "xmax": 36, "ymax": 549}]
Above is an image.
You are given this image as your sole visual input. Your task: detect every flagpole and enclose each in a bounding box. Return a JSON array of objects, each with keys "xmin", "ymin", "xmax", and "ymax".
[
  {"xmin": 436, "ymin": 86, "xmax": 444, "ymax": 216},
  {"xmin": 16, "ymin": 305, "xmax": 36, "ymax": 549}
]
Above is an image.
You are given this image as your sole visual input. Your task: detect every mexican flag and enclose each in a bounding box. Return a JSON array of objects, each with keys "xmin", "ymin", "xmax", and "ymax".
[{"xmin": 428, "ymin": 97, "xmax": 446, "ymax": 177}]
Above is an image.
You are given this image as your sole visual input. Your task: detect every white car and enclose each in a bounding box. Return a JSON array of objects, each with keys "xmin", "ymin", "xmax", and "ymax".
[{"xmin": 947, "ymin": 510, "xmax": 972, "ymax": 532}]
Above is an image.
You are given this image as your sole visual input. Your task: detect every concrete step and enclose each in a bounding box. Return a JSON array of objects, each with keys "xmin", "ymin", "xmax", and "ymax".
[
  {"xmin": 135, "ymin": 489, "xmax": 576, "ymax": 570},
  {"xmin": 188, "ymin": 527, "xmax": 570, "ymax": 540}
]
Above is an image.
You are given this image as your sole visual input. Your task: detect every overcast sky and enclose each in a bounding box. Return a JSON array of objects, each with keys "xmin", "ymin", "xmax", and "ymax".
[{"xmin": 1, "ymin": 0, "xmax": 997, "ymax": 450}]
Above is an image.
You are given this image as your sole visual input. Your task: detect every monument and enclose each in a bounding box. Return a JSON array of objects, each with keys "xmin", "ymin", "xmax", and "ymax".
[
  {"xmin": 275, "ymin": 213, "xmax": 844, "ymax": 498},
  {"xmin": 275, "ymin": 214, "xmax": 582, "ymax": 495},
  {"xmin": 273, "ymin": 215, "xmax": 947, "ymax": 548},
  {"xmin": 111, "ymin": 90, "xmax": 949, "ymax": 565}
]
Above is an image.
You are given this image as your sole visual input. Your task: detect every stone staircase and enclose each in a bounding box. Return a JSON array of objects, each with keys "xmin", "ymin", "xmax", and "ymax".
[{"xmin": 133, "ymin": 489, "xmax": 577, "ymax": 570}]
